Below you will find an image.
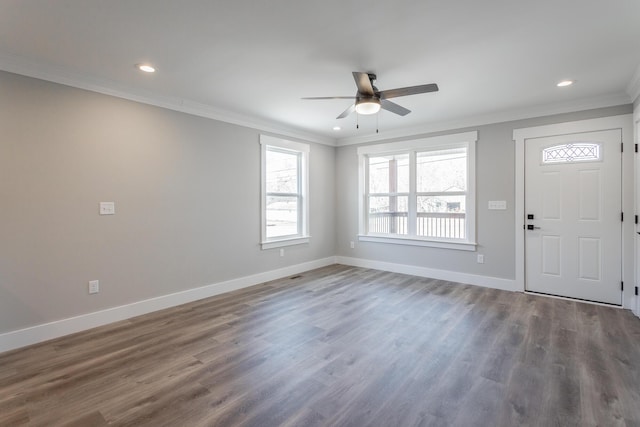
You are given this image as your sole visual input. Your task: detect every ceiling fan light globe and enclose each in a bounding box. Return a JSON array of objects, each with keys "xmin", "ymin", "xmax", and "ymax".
[{"xmin": 355, "ymin": 100, "xmax": 381, "ymax": 115}]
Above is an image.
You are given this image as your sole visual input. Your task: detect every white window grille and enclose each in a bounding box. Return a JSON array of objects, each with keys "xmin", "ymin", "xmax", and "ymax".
[
  {"xmin": 260, "ymin": 135, "xmax": 310, "ymax": 249},
  {"xmin": 357, "ymin": 131, "xmax": 477, "ymax": 251}
]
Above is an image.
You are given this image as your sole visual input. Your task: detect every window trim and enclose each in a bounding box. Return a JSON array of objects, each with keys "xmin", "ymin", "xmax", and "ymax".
[
  {"xmin": 260, "ymin": 135, "xmax": 310, "ymax": 250},
  {"xmin": 357, "ymin": 131, "xmax": 477, "ymax": 250}
]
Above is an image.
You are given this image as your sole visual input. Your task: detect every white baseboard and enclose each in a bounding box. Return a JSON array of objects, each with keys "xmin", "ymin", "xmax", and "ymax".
[
  {"xmin": 335, "ymin": 256, "xmax": 518, "ymax": 292},
  {"xmin": 0, "ymin": 257, "xmax": 337, "ymax": 354},
  {"xmin": 3, "ymin": 253, "xmax": 631, "ymax": 353}
]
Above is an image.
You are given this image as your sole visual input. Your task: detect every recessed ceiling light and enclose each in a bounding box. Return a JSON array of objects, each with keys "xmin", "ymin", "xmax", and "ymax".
[
  {"xmin": 556, "ymin": 80, "xmax": 573, "ymax": 87},
  {"xmin": 136, "ymin": 64, "xmax": 156, "ymax": 73},
  {"xmin": 333, "ymin": 126, "xmax": 341, "ymax": 131}
]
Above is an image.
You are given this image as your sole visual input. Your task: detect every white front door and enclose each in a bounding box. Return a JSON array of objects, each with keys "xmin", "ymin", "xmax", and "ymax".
[{"xmin": 525, "ymin": 129, "xmax": 622, "ymax": 305}]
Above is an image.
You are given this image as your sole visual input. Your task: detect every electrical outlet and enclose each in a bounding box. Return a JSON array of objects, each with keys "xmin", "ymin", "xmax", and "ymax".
[
  {"xmin": 89, "ymin": 280, "xmax": 99, "ymax": 294},
  {"xmin": 477, "ymin": 254, "xmax": 484, "ymax": 264},
  {"xmin": 279, "ymin": 248, "xmax": 284, "ymax": 257},
  {"xmin": 488, "ymin": 201, "xmax": 507, "ymax": 210},
  {"xmin": 99, "ymin": 202, "xmax": 115, "ymax": 215},
  {"xmin": 350, "ymin": 241, "xmax": 355, "ymax": 249}
]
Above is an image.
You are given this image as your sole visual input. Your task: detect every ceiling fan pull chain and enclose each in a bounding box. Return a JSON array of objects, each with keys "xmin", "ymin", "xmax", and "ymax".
[
  {"xmin": 376, "ymin": 113, "xmax": 379, "ymax": 133},
  {"xmin": 356, "ymin": 112, "xmax": 359, "ymax": 129}
]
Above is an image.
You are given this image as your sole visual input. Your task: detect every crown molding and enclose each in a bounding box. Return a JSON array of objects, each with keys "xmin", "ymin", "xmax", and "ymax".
[
  {"xmin": 0, "ymin": 53, "xmax": 337, "ymax": 147},
  {"xmin": 2, "ymin": 52, "xmax": 634, "ymax": 149},
  {"xmin": 627, "ymin": 63, "xmax": 640, "ymax": 105},
  {"xmin": 336, "ymin": 92, "xmax": 632, "ymax": 146}
]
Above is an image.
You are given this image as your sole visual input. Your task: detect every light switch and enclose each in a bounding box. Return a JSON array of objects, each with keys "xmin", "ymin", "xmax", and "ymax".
[
  {"xmin": 89, "ymin": 280, "xmax": 99, "ymax": 294},
  {"xmin": 488, "ymin": 200, "xmax": 507, "ymax": 210},
  {"xmin": 99, "ymin": 202, "xmax": 115, "ymax": 215}
]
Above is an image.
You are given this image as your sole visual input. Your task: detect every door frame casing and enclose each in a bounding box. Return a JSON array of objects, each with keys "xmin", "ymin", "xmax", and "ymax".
[
  {"xmin": 635, "ymin": 107, "xmax": 640, "ymax": 317},
  {"xmin": 513, "ymin": 114, "xmax": 635, "ymax": 309}
]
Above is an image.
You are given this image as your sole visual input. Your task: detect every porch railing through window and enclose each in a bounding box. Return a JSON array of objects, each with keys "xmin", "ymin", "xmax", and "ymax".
[{"xmin": 369, "ymin": 212, "xmax": 466, "ymax": 239}]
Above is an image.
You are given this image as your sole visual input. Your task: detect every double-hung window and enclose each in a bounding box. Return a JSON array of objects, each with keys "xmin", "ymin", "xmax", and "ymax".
[
  {"xmin": 260, "ymin": 135, "xmax": 310, "ymax": 249},
  {"xmin": 358, "ymin": 131, "xmax": 477, "ymax": 251}
]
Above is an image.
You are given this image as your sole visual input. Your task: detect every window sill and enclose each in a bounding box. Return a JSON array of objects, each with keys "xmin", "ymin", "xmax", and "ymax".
[
  {"xmin": 261, "ymin": 236, "xmax": 310, "ymax": 250},
  {"xmin": 358, "ymin": 235, "xmax": 477, "ymax": 251}
]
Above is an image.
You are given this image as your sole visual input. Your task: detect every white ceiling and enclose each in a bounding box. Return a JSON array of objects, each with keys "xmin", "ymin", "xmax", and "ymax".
[{"xmin": 1, "ymin": 0, "xmax": 639, "ymax": 145}]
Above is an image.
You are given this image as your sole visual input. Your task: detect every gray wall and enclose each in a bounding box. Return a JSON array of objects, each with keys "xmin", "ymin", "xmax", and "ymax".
[
  {"xmin": 0, "ymin": 71, "xmax": 336, "ymax": 334},
  {"xmin": 335, "ymin": 104, "xmax": 633, "ymax": 280},
  {"xmin": 0, "ymin": 68, "xmax": 633, "ymax": 335}
]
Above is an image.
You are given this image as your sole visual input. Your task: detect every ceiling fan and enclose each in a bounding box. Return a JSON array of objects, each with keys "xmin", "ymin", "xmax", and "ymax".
[{"xmin": 302, "ymin": 71, "xmax": 439, "ymax": 119}]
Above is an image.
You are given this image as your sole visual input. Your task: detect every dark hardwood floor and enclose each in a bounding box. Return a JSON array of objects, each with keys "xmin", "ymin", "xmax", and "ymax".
[{"xmin": 1, "ymin": 264, "xmax": 640, "ymax": 426}]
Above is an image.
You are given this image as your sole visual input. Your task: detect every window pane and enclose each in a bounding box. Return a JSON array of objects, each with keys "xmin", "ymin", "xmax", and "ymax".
[
  {"xmin": 368, "ymin": 154, "xmax": 409, "ymax": 193},
  {"xmin": 368, "ymin": 196, "xmax": 408, "ymax": 235},
  {"xmin": 266, "ymin": 149, "xmax": 298, "ymax": 193},
  {"xmin": 416, "ymin": 148, "xmax": 467, "ymax": 192},
  {"xmin": 266, "ymin": 195, "xmax": 299, "ymax": 238},
  {"xmin": 417, "ymin": 195, "xmax": 466, "ymax": 239},
  {"xmin": 542, "ymin": 143, "xmax": 601, "ymax": 164}
]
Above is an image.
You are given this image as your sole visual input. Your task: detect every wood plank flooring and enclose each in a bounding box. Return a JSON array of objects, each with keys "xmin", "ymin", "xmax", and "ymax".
[{"xmin": 1, "ymin": 264, "xmax": 640, "ymax": 426}]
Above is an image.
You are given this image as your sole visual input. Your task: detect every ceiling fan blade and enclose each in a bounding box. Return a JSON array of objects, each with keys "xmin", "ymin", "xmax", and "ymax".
[
  {"xmin": 337, "ymin": 104, "xmax": 356, "ymax": 119},
  {"xmin": 380, "ymin": 99, "xmax": 411, "ymax": 116},
  {"xmin": 352, "ymin": 72, "xmax": 375, "ymax": 96},
  {"xmin": 301, "ymin": 96, "xmax": 356, "ymax": 100},
  {"xmin": 378, "ymin": 83, "xmax": 439, "ymax": 99}
]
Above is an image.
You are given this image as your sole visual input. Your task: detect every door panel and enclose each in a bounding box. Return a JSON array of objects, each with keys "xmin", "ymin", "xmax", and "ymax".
[
  {"xmin": 541, "ymin": 172, "xmax": 561, "ymax": 219},
  {"xmin": 578, "ymin": 237, "xmax": 600, "ymax": 280},
  {"xmin": 525, "ymin": 130, "xmax": 621, "ymax": 304},
  {"xmin": 578, "ymin": 170, "xmax": 600, "ymax": 220},
  {"xmin": 541, "ymin": 235, "xmax": 561, "ymax": 276}
]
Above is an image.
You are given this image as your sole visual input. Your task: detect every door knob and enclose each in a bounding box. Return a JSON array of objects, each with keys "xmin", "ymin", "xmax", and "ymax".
[{"xmin": 527, "ymin": 224, "xmax": 541, "ymax": 230}]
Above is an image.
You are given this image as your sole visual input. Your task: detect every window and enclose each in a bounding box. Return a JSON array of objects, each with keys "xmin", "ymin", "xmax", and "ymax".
[
  {"xmin": 542, "ymin": 142, "xmax": 601, "ymax": 164},
  {"xmin": 260, "ymin": 135, "xmax": 309, "ymax": 249},
  {"xmin": 357, "ymin": 131, "xmax": 477, "ymax": 251}
]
